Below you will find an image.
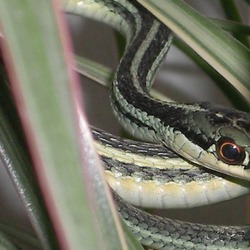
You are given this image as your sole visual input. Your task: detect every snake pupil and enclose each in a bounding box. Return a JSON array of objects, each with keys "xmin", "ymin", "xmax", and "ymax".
[{"xmin": 216, "ymin": 138, "xmax": 245, "ymax": 165}]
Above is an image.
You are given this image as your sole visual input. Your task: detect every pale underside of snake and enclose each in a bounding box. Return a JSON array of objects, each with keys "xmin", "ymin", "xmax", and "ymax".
[{"xmin": 64, "ymin": 0, "xmax": 250, "ymax": 249}]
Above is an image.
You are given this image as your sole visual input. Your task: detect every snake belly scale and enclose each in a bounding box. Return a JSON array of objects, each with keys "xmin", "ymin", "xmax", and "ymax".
[{"xmin": 64, "ymin": 0, "xmax": 250, "ymax": 249}]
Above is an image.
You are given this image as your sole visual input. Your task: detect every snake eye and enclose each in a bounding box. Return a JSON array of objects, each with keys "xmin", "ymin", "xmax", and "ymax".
[{"xmin": 216, "ymin": 138, "xmax": 245, "ymax": 165}]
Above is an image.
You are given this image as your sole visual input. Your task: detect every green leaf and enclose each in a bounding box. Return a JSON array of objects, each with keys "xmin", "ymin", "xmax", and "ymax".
[
  {"xmin": 0, "ymin": 104, "xmax": 57, "ymax": 249},
  {"xmin": 0, "ymin": 221, "xmax": 41, "ymax": 249},
  {"xmin": 137, "ymin": 0, "xmax": 250, "ymax": 105},
  {"xmin": 0, "ymin": 63, "xmax": 57, "ymax": 249},
  {"xmin": 0, "ymin": 230, "xmax": 20, "ymax": 250},
  {"xmin": 210, "ymin": 19, "xmax": 250, "ymax": 36},
  {"xmin": 75, "ymin": 55, "xmax": 113, "ymax": 87},
  {"xmin": 219, "ymin": 0, "xmax": 249, "ymax": 47}
]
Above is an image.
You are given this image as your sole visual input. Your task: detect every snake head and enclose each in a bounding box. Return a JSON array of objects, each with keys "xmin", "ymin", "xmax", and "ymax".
[{"xmin": 189, "ymin": 103, "xmax": 250, "ymax": 181}]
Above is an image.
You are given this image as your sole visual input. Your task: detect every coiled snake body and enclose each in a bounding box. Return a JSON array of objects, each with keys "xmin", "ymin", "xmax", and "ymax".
[{"xmin": 65, "ymin": 0, "xmax": 250, "ymax": 248}]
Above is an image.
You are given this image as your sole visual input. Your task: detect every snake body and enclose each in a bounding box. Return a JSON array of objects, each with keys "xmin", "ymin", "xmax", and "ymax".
[
  {"xmin": 114, "ymin": 192, "xmax": 250, "ymax": 250},
  {"xmin": 65, "ymin": 0, "xmax": 250, "ymax": 248},
  {"xmin": 93, "ymin": 127, "xmax": 250, "ymax": 209}
]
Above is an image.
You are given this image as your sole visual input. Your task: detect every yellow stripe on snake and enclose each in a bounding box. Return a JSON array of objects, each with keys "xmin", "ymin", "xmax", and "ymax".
[{"xmin": 64, "ymin": 0, "xmax": 250, "ymax": 249}]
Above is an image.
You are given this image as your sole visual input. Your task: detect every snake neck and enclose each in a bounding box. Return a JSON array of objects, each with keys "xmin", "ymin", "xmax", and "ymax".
[{"xmin": 110, "ymin": 1, "xmax": 172, "ymax": 140}]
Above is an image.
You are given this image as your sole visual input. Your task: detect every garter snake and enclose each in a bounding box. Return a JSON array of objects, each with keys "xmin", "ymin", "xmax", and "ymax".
[
  {"xmin": 64, "ymin": 0, "xmax": 250, "ymax": 248},
  {"xmin": 65, "ymin": 0, "xmax": 250, "ymax": 181}
]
